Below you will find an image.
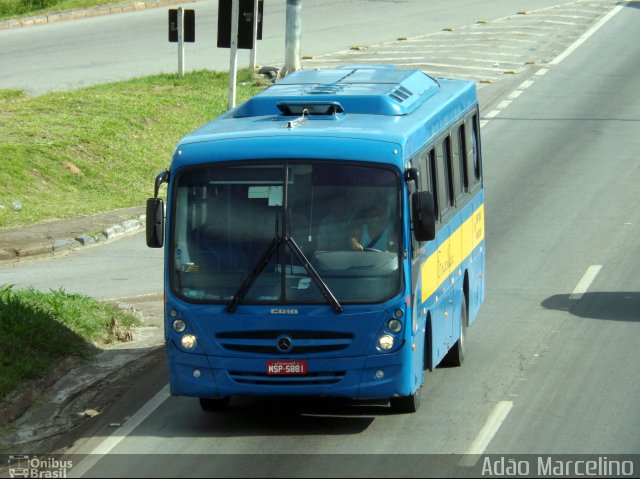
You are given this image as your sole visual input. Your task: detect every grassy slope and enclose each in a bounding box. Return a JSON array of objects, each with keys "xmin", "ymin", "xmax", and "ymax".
[
  {"xmin": 0, "ymin": 69, "xmax": 266, "ymax": 228},
  {"xmin": 1, "ymin": 0, "xmax": 134, "ymax": 21},
  {"xmin": 0, "ymin": 285, "xmax": 141, "ymax": 400},
  {"xmin": 0, "ymin": 0, "xmax": 270, "ymax": 404},
  {"xmin": 0, "ymin": 69, "xmax": 267, "ymax": 399}
]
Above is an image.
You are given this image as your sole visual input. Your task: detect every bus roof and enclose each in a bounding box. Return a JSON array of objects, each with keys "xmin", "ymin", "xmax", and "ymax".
[{"xmin": 177, "ymin": 65, "xmax": 477, "ymax": 160}]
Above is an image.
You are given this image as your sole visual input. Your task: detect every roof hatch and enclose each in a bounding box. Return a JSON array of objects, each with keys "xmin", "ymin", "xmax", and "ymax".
[{"xmin": 233, "ymin": 65, "xmax": 440, "ymax": 118}]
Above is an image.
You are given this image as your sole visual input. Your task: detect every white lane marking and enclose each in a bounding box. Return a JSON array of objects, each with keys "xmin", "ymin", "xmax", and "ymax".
[
  {"xmin": 544, "ymin": 20, "xmax": 576, "ymax": 26},
  {"xmin": 549, "ymin": 4, "xmax": 625, "ymax": 66},
  {"xmin": 69, "ymin": 385, "xmax": 171, "ymax": 477},
  {"xmin": 480, "ymin": 1, "xmax": 622, "ymax": 125},
  {"xmin": 507, "ymin": 90, "xmax": 523, "ymax": 100},
  {"xmin": 569, "ymin": 265, "xmax": 602, "ymax": 300},
  {"xmin": 459, "ymin": 400, "xmax": 514, "ymax": 467}
]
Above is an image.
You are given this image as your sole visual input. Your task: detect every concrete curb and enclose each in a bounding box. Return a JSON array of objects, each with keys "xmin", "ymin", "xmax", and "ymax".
[
  {"xmin": 0, "ymin": 210, "xmax": 147, "ymax": 264},
  {"xmin": 0, "ymin": 0, "xmax": 196, "ymax": 30}
]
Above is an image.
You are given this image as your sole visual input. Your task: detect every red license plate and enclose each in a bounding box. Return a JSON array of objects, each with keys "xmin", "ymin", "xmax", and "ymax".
[{"xmin": 266, "ymin": 360, "xmax": 307, "ymax": 375}]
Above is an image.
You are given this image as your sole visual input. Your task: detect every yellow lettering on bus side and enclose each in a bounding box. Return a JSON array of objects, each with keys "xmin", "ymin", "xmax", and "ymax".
[
  {"xmin": 420, "ymin": 203, "xmax": 484, "ymax": 304},
  {"xmin": 421, "ymin": 253, "xmax": 438, "ymax": 302}
]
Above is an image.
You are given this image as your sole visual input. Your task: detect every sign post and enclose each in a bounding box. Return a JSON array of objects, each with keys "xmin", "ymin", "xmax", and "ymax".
[
  {"xmin": 217, "ymin": 0, "xmax": 264, "ymax": 109},
  {"xmin": 228, "ymin": 0, "xmax": 239, "ymax": 109},
  {"xmin": 250, "ymin": 0, "xmax": 259, "ymax": 71},
  {"xmin": 169, "ymin": 8, "xmax": 195, "ymax": 76}
]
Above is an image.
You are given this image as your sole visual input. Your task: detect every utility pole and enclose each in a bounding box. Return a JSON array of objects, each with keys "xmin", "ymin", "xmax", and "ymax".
[
  {"xmin": 177, "ymin": 7, "xmax": 185, "ymax": 76},
  {"xmin": 279, "ymin": 0, "xmax": 302, "ymax": 79}
]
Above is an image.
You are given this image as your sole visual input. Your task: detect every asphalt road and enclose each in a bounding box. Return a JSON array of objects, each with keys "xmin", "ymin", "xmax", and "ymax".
[
  {"xmin": 56, "ymin": 2, "xmax": 640, "ymax": 477},
  {"xmin": 1, "ymin": 1, "xmax": 638, "ymax": 476},
  {"xmin": 1, "ymin": 0, "xmax": 584, "ymax": 95},
  {"xmin": 0, "ymin": 233, "xmax": 163, "ymax": 301}
]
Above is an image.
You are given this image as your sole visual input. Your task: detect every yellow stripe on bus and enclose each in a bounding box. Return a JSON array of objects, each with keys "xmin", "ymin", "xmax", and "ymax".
[{"xmin": 421, "ymin": 203, "xmax": 484, "ymax": 303}]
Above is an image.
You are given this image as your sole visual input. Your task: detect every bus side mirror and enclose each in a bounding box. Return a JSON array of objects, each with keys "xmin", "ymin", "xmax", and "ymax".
[
  {"xmin": 146, "ymin": 198, "xmax": 165, "ymax": 248},
  {"xmin": 412, "ymin": 191, "xmax": 436, "ymax": 242}
]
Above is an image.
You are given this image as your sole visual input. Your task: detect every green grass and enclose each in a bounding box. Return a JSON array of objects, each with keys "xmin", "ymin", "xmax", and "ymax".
[
  {"xmin": 0, "ymin": 69, "xmax": 268, "ymax": 399},
  {"xmin": 0, "ymin": 284, "xmax": 141, "ymax": 400},
  {"xmin": 0, "ymin": 0, "xmax": 127, "ymax": 21},
  {"xmin": 0, "ymin": 69, "xmax": 267, "ymax": 228}
]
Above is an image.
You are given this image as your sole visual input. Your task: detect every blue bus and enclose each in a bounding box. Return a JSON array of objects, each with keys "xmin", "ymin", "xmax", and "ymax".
[{"xmin": 147, "ymin": 65, "xmax": 485, "ymax": 413}]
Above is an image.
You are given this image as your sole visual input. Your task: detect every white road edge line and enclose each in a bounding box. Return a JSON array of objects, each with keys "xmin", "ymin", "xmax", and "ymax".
[
  {"xmin": 481, "ymin": 2, "xmax": 624, "ymax": 128},
  {"xmin": 569, "ymin": 265, "xmax": 602, "ymax": 300},
  {"xmin": 459, "ymin": 400, "xmax": 514, "ymax": 467},
  {"xmin": 68, "ymin": 385, "xmax": 171, "ymax": 477},
  {"xmin": 549, "ymin": 4, "xmax": 626, "ymax": 66}
]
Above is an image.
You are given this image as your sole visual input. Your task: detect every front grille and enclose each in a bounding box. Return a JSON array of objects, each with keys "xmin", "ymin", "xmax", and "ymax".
[
  {"xmin": 216, "ymin": 330, "xmax": 354, "ymax": 355},
  {"xmin": 229, "ymin": 370, "xmax": 345, "ymax": 386}
]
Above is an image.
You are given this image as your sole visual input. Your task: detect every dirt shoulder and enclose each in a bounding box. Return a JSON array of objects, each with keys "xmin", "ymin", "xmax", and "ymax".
[{"xmin": 0, "ymin": 296, "xmax": 165, "ymax": 455}]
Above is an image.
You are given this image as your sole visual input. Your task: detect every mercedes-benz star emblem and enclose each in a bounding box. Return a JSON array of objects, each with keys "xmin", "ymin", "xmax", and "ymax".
[{"xmin": 276, "ymin": 335, "xmax": 293, "ymax": 353}]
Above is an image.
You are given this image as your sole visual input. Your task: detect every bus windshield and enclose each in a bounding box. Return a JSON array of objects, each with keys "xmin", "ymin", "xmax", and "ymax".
[{"xmin": 170, "ymin": 162, "xmax": 402, "ymax": 305}]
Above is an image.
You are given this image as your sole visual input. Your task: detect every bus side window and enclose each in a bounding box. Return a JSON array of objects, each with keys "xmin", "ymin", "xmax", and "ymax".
[
  {"xmin": 417, "ymin": 147, "xmax": 439, "ymax": 216},
  {"xmin": 456, "ymin": 123, "xmax": 469, "ymax": 195},
  {"xmin": 438, "ymin": 135, "xmax": 454, "ymax": 213},
  {"xmin": 427, "ymin": 148, "xmax": 438, "ymax": 219},
  {"xmin": 470, "ymin": 112, "xmax": 482, "ymax": 184},
  {"xmin": 434, "ymin": 142, "xmax": 449, "ymax": 217},
  {"xmin": 418, "ymin": 152, "xmax": 427, "ymax": 193}
]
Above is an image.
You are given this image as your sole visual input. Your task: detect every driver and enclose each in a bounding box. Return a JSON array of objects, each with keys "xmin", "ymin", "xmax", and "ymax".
[{"xmin": 350, "ymin": 205, "xmax": 395, "ymax": 252}]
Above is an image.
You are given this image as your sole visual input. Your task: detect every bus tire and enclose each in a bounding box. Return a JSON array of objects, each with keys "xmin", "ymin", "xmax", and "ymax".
[
  {"xmin": 199, "ymin": 396, "xmax": 231, "ymax": 411},
  {"xmin": 390, "ymin": 389, "xmax": 421, "ymax": 414},
  {"xmin": 444, "ymin": 295, "xmax": 467, "ymax": 367}
]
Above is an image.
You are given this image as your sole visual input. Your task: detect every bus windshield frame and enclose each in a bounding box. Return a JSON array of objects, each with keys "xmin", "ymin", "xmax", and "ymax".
[{"xmin": 169, "ymin": 161, "xmax": 404, "ymax": 307}]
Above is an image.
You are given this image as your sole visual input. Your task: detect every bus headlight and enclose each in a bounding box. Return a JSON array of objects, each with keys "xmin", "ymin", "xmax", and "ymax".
[
  {"xmin": 378, "ymin": 334, "xmax": 394, "ymax": 350},
  {"xmin": 181, "ymin": 334, "xmax": 197, "ymax": 350},
  {"xmin": 172, "ymin": 319, "xmax": 187, "ymax": 333},
  {"xmin": 388, "ymin": 319, "xmax": 402, "ymax": 333}
]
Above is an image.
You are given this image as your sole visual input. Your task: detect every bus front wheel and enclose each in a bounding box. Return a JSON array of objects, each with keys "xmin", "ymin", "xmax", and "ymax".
[
  {"xmin": 390, "ymin": 389, "xmax": 421, "ymax": 414},
  {"xmin": 199, "ymin": 396, "xmax": 230, "ymax": 411}
]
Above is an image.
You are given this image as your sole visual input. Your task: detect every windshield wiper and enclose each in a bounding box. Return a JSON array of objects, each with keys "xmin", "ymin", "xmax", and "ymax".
[
  {"xmin": 226, "ymin": 236, "xmax": 281, "ymax": 313},
  {"xmin": 286, "ymin": 236, "xmax": 343, "ymax": 314},
  {"xmin": 225, "ymin": 235, "xmax": 343, "ymax": 314}
]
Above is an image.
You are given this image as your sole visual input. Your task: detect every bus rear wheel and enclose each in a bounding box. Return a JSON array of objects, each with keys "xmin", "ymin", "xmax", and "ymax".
[
  {"xmin": 199, "ymin": 396, "xmax": 230, "ymax": 411},
  {"xmin": 390, "ymin": 389, "xmax": 421, "ymax": 414}
]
